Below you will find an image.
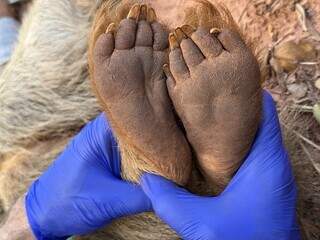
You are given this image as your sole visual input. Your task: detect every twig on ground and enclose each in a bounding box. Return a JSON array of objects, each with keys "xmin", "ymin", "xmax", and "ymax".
[
  {"xmin": 294, "ymin": 97, "xmax": 310, "ymax": 104},
  {"xmin": 295, "ymin": 3, "xmax": 320, "ymax": 41},
  {"xmin": 270, "ymin": 0, "xmax": 282, "ymax": 13},
  {"xmin": 238, "ymin": 0, "xmax": 251, "ymax": 23},
  {"xmin": 300, "ymin": 142, "xmax": 320, "ymax": 174},
  {"xmin": 282, "ymin": 123, "xmax": 320, "ymax": 151},
  {"xmin": 300, "ymin": 62, "xmax": 320, "ymax": 66},
  {"xmin": 273, "ymin": 31, "xmax": 294, "ymax": 47},
  {"xmin": 296, "ymin": 3, "xmax": 308, "ymax": 31},
  {"xmin": 294, "ymin": 130, "xmax": 320, "ymax": 151},
  {"xmin": 290, "ymin": 104, "xmax": 314, "ymax": 112}
]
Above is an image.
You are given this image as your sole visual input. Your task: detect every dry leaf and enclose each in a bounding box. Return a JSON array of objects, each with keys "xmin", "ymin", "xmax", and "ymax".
[
  {"xmin": 270, "ymin": 57, "xmax": 283, "ymax": 74},
  {"xmin": 273, "ymin": 41, "xmax": 317, "ymax": 73},
  {"xmin": 295, "ymin": 3, "xmax": 308, "ymax": 31},
  {"xmin": 313, "ymin": 104, "xmax": 320, "ymax": 124},
  {"xmin": 257, "ymin": 48, "xmax": 271, "ymax": 82},
  {"xmin": 315, "ymin": 79, "xmax": 320, "ymax": 90}
]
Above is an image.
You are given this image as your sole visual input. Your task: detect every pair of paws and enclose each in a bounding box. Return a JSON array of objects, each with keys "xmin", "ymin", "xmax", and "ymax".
[{"xmin": 93, "ymin": 4, "xmax": 261, "ymax": 188}]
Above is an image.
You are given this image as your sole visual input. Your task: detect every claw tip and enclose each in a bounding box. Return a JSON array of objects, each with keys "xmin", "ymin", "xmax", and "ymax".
[
  {"xmin": 169, "ymin": 33, "xmax": 179, "ymax": 50},
  {"xmin": 210, "ymin": 28, "xmax": 222, "ymax": 36},
  {"xmin": 139, "ymin": 4, "xmax": 148, "ymax": 20},
  {"xmin": 127, "ymin": 4, "xmax": 140, "ymax": 20},
  {"xmin": 106, "ymin": 23, "xmax": 116, "ymax": 34},
  {"xmin": 147, "ymin": 7, "xmax": 157, "ymax": 22},
  {"xmin": 175, "ymin": 28, "xmax": 187, "ymax": 43}
]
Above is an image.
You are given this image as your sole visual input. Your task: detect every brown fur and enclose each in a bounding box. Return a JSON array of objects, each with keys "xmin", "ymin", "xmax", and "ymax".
[{"xmin": 0, "ymin": 0, "xmax": 99, "ymax": 213}]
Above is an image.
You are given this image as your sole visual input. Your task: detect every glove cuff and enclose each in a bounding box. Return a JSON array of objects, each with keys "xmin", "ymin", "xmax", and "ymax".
[{"xmin": 25, "ymin": 193, "xmax": 69, "ymax": 240}]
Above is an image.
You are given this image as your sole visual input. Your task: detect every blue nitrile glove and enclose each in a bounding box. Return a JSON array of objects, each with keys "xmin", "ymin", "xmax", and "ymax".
[
  {"xmin": 25, "ymin": 113, "xmax": 152, "ymax": 239},
  {"xmin": 141, "ymin": 91, "xmax": 300, "ymax": 240},
  {"xmin": 0, "ymin": 17, "xmax": 20, "ymax": 65}
]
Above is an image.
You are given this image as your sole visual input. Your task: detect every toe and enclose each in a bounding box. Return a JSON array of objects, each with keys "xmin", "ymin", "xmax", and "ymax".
[
  {"xmin": 152, "ymin": 22, "xmax": 169, "ymax": 51},
  {"xmin": 115, "ymin": 5, "xmax": 141, "ymax": 50},
  {"xmin": 115, "ymin": 19, "xmax": 137, "ymax": 50},
  {"xmin": 178, "ymin": 28, "xmax": 205, "ymax": 68},
  {"xmin": 147, "ymin": 7, "xmax": 157, "ymax": 23},
  {"xmin": 146, "ymin": 5, "xmax": 168, "ymax": 50},
  {"xmin": 169, "ymin": 33, "xmax": 189, "ymax": 79},
  {"xmin": 191, "ymin": 27, "xmax": 223, "ymax": 58},
  {"xmin": 217, "ymin": 29, "xmax": 246, "ymax": 52},
  {"xmin": 136, "ymin": 20, "xmax": 153, "ymax": 47},
  {"xmin": 127, "ymin": 3, "xmax": 140, "ymax": 21},
  {"xmin": 94, "ymin": 24, "xmax": 115, "ymax": 62},
  {"xmin": 139, "ymin": 4, "xmax": 148, "ymax": 21},
  {"xmin": 174, "ymin": 28, "xmax": 205, "ymax": 68}
]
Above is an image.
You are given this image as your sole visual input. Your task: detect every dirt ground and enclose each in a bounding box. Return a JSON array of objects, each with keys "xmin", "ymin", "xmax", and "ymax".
[{"xmin": 220, "ymin": 0, "xmax": 320, "ymax": 239}]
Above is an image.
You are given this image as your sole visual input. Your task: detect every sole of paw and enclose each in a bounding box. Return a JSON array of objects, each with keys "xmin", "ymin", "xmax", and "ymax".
[
  {"xmin": 165, "ymin": 25, "xmax": 262, "ymax": 193},
  {"xmin": 92, "ymin": 4, "xmax": 192, "ymax": 186}
]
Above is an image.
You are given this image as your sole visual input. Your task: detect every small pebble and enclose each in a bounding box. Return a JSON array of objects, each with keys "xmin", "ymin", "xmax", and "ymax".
[
  {"xmin": 315, "ymin": 78, "xmax": 320, "ymax": 90},
  {"xmin": 313, "ymin": 104, "xmax": 320, "ymax": 124},
  {"xmin": 287, "ymin": 83, "xmax": 308, "ymax": 99}
]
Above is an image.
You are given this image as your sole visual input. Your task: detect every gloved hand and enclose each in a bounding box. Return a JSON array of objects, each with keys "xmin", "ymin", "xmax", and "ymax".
[
  {"xmin": 25, "ymin": 113, "xmax": 151, "ymax": 239},
  {"xmin": 141, "ymin": 91, "xmax": 300, "ymax": 240}
]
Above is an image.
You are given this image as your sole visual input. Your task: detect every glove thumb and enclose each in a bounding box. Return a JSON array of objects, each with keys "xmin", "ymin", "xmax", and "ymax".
[
  {"xmin": 140, "ymin": 173, "xmax": 195, "ymax": 218},
  {"xmin": 141, "ymin": 173, "xmax": 214, "ymax": 240}
]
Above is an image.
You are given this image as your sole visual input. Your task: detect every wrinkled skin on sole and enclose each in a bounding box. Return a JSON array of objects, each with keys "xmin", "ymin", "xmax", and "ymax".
[
  {"xmin": 166, "ymin": 27, "xmax": 262, "ymax": 192},
  {"xmin": 92, "ymin": 4, "xmax": 192, "ymax": 185}
]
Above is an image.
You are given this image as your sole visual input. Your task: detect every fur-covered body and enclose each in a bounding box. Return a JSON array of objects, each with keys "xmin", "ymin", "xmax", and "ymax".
[
  {"xmin": 0, "ymin": 0, "xmax": 99, "ymax": 213},
  {"xmin": 0, "ymin": 0, "xmax": 261, "ymax": 239}
]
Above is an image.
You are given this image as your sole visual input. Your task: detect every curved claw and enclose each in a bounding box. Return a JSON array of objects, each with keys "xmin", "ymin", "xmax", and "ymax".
[
  {"xmin": 139, "ymin": 4, "xmax": 148, "ymax": 21},
  {"xmin": 210, "ymin": 28, "xmax": 222, "ymax": 36},
  {"xmin": 106, "ymin": 23, "xmax": 116, "ymax": 34},
  {"xmin": 181, "ymin": 25, "xmax": 195, "ymax": 37},
  {"xmin": 174, "ymin": 28, "xmax": 187, "ymax": 44},
  {"xmin": 127, "ymin": 4, "xmax": 140, "ymax": 20},
  {"xmin": 147, "ymin": 7, "xmax": 157, "ymax": 23},
  {"xmin": 169, "ymin": 33, "xmax": 179, "ymax": 50}
]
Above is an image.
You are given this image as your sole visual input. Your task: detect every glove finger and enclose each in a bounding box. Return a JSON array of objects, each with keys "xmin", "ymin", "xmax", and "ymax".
[
  {"xmin": 238, "ymin": 90, "xmax": 282, "ymax": 170},
  {"xmin": 255, "ymin": 90, "xmax": 281, "ymax": 145},
  {"xmin": 141, "ymin": 174, "xmax": 194, "ymax": 218},
  {"xmin": 226, "ymin": 90, "xmax": 294, "ymax": 193},
  {"xmin": 141, "ymin": 173, "xmax": 217, "ymax": 240},
  {"xmin": 72, "ymin": 113, "xmax": 121, "ymax": 177},
  {"xmin": 99, "ymin": 180, "xmax": 152, "ymax": 219},
  {"xmin": 141, "ymin": 173, "xmax": 189, "ymax": 199}
]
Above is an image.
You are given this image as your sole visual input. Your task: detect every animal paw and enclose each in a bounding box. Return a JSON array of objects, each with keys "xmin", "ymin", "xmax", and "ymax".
[
  {"xmin": 165, "ymin": 26, "xmax": 262, "ymax": 192},
  {"xmin": 93, "ymin": 4, "xmax": 192, "ymax": 185}
]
